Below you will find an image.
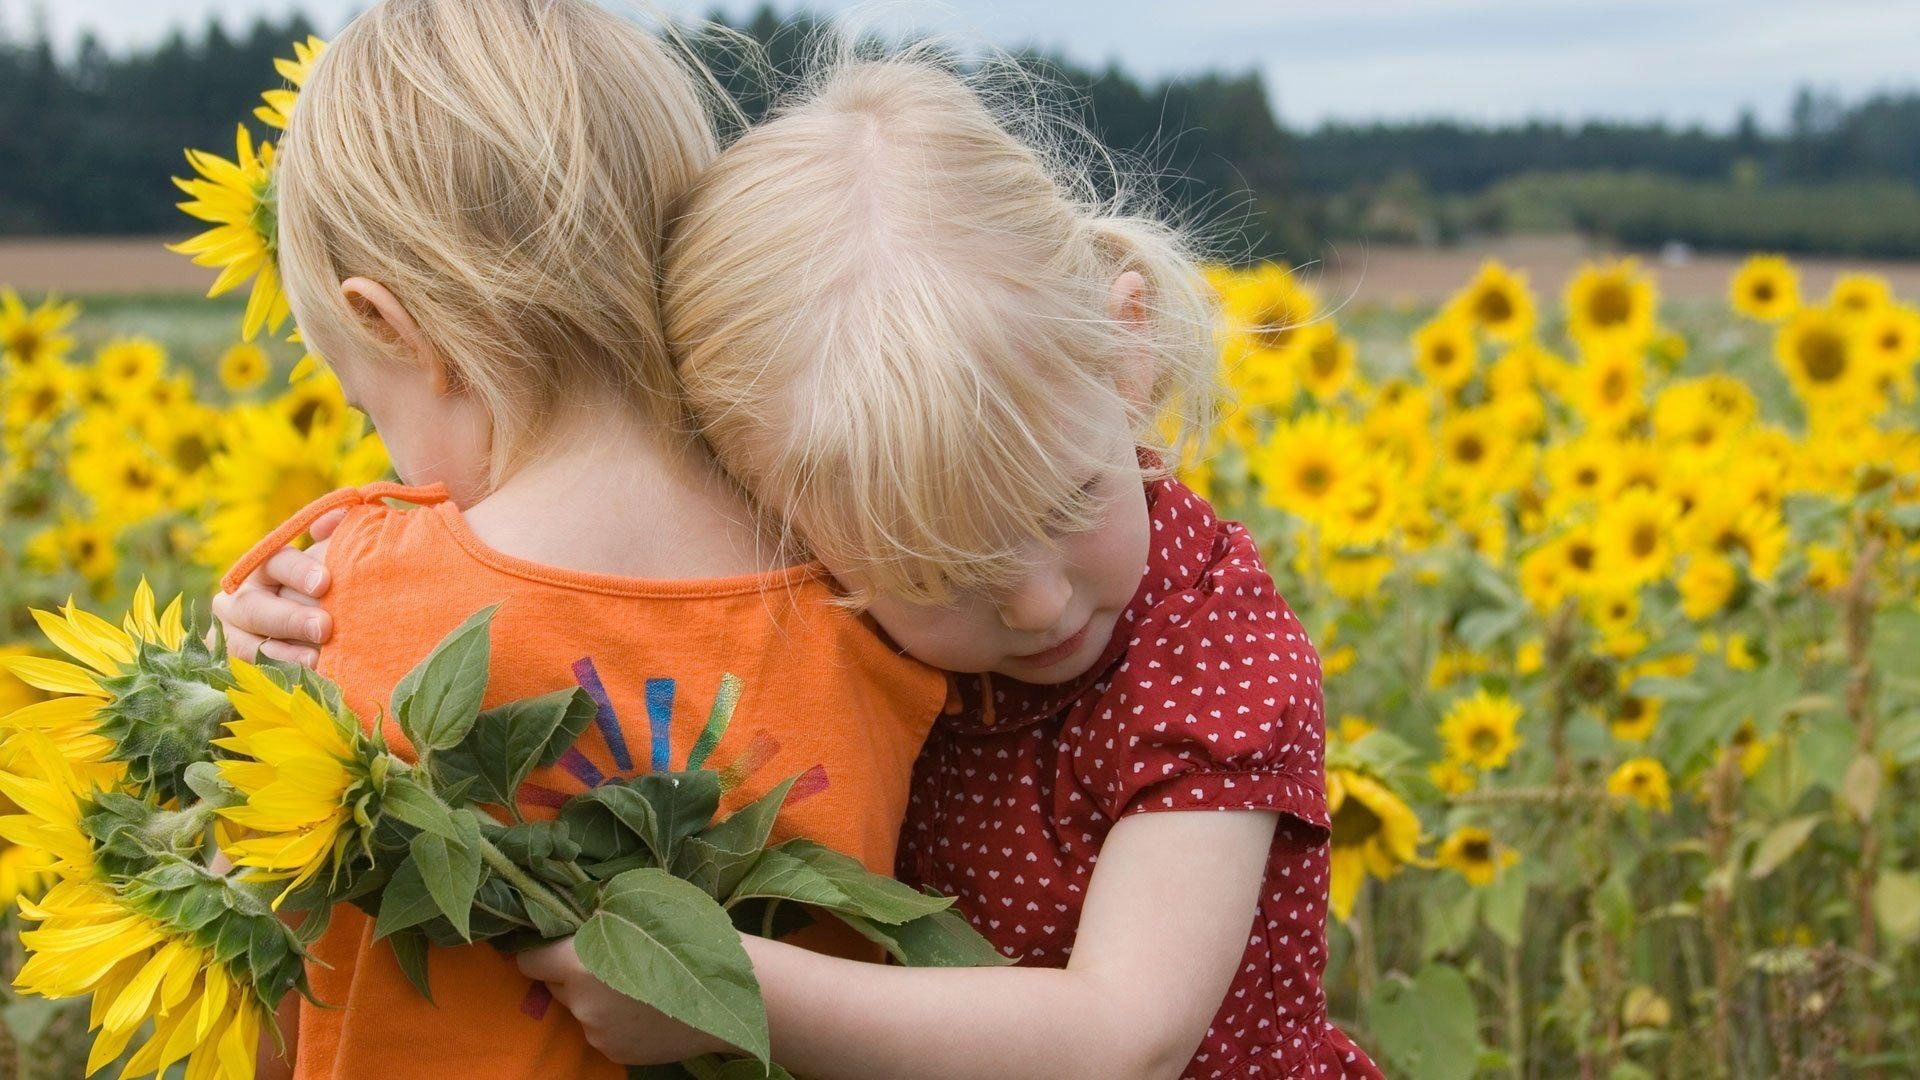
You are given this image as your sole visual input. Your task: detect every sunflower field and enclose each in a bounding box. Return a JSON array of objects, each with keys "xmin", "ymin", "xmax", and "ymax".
[
  {"xmin": 1186, "ymin": 255, "xmax": 1920, "ymax": 1078},
  {"xmin": 5, "ymin": 33, "xmax": 1920, "ymax": 1080}
]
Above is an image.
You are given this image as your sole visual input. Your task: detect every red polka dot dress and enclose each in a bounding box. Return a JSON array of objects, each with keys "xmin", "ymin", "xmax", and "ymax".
[{"xmin": 896, "ymin": 476, "xmax": 1381, "ymax": 1078}]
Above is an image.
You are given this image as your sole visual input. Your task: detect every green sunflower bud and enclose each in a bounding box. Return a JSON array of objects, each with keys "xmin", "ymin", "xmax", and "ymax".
[{"xmin": 94, "ymin": 638, "xmax": 234, "ymax": 805}]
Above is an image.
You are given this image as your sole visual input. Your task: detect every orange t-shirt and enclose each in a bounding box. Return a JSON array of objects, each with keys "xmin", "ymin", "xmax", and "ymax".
[{"xmin": 223, "ymin": 483, "xmax": 945, "ymax": 1080}]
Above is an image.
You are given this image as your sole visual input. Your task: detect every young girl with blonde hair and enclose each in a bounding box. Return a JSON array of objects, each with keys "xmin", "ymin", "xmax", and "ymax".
[
  {"xmin": 230, "ymin": 42, "xmax": 1378, "ymax": 1080},
  {"xmin": 217, "ymin": 5, "xmax": 947, "ymax": 1078}
]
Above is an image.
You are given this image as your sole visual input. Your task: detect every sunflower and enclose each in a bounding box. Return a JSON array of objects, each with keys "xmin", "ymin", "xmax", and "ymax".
[
  {"xmin": 1728, "ymin": 255, "xmax": 1799, "ymax": 321},
  {"xmin": 1311, "ymin": 546, "xmax": 1395, "ymax": 601},
  {"xmin": 1608, "ymin": 694, "xmax": 1660, "ymax": 742},
  {"xmin": 1568, "ymin": 341, "xmax": 1645, "ymax": 432},
  {"xmin": 1676, "ymin": 552, "xmax": 1738, "ymax": 621},
  {"xmin": 1606, "ymin": 757, "xmax": 1672, "ymax": 813},
  {"xmin": 1542, "ymin": 436, "xmax": 1617, "ymax": 514},
  {"xmin": 1411, "ymin": 315, "xmax": 1479, "ymax": 392},
  {"xmin": 1326, "ymin": 767, "xmax": 1421, "ymax": 921},
  {"xmin": 1653, "ymin": 376, "xmax": 1753, "ymax": 457},
  {"xmin": 1255, "ymin": 411, "xmax": 1363, "ymax": 525},
  {"xmin": 199, "ymin": 404, "xmax": 390, "ymax": 570},
  {"xmin": 1587, "ymin": 589, "xmax": 1647, "ymax": 657},
  {"xmin": 1565, "ymin": 259, "xmax": 1657, "ymax": 347},
  {"xmin": 1594, "ymin": 487, "xmax": 1678, "ymax": 586},
  {"xmin": 16, "ymin": 875, "xmax": 268, "ymax": 1080},
  {"xmin": 1860, "ymin": 304, "xmax": 1920, "ymax": 397},
  {"xmin": 68, "ymin": 441, "xmax": 177, "ymax": 527},
  {"xmin": 1299, "ymin": 322, "xmax": 1357, "ymax": 400},
  {"xmin": 216, "ymin": 342, "xmax": 272, "ymax": 394},
  {"xmin": 1324, "ymin": 453, "xmax": 1402, "ymax": 548},
  {"xmin": 1804, "ymin": 544, "xmax": 1850, "ymax": 591},
  {"xmin": 1547, "ymin": 524, "xmax": 1604, "ymax": 597},
  {"xmin": 92, "ymin": 337, "xmax": 169, "ymax": 399},
  {"xmin": 1, "ymin": 357, "xmax": 72, "ymax": 438},
  {"xmin": 1222, "ymin": 263, "xmax": 1319, "ymax": 371},
  {"xmin": 215, "ymin": 659, "xmax": 370, "ymax": 902},
  {"xmin": 1518, "ymin": 543, "xmax": 1569, "ymax": 613},
  {"xmin": 1681, "ymin": 495, "xmax": 1787, "ymax": 582},
  {"xmin": 1828, "ymin": 273, "xmax": 1891, "ymax": 321},
  {"xmin": 0, "ymin": 582, "xmax": 190, "ymax": 773},
  {"xmin": 1449, "ymin": 260, "xmax": 1536, "ymax": 343},
  {"xmin": 1434, "ymin": 826, "xmax": 1518, "ymax": 886},
  {"xmin": 1729, "ymin": 720, "xmax": 1771, "ymax": 777},
  {"xmin": 24, "ymin": 515, "xmax": 120, "ymax": 585},
  {"xmin": 0, "ymin": 288, "xmax": 79, "ymax": 372},
  {"xmin": 254, "ymin": 35, "xmax": 329, "ymax": 131},
  {"xmin": 1608, "ymin": 437, "xmax": 1665, "ymax": 497},
  {"xmin": 1438, "ymin": 689, "xmax": 1522, "ymax": 770},
  {"xmin": 1428, "ymin": 759, "xmax": 1477, "ymax": 797},
  {"xmin": 170, "ymin": 125, "xmax": 289, "ymax": 342},
  {"xmin": 1775, "ymin": 307, "xmax": 1872, "ymax": 407},
  {"xmin": 274, "ymin": 371, "xmax": 355, "ymax": 440}
]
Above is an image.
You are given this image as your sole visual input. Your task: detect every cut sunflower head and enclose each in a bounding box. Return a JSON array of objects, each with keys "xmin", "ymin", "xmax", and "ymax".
[
  {"xmin": 214, "ymin": 659, "xmax": 379, "ymax": 904},
  {"xmin": 0, "ymin": 581, "xmax": 231, "ymax": 805},
  {"xmin": 15, "ymin": 867, "xmax": 303, "ymax": 1080}
]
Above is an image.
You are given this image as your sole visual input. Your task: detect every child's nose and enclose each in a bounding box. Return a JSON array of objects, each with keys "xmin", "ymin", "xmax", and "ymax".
[{"xmin": 999, "ymin": 567, "xmax": 1072, "ymax": 634}]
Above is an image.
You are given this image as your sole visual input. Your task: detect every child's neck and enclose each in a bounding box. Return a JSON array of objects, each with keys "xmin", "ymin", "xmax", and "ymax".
[{"xmin": 460, "ymin": 404, "xmax": 788, "ymax": 580}]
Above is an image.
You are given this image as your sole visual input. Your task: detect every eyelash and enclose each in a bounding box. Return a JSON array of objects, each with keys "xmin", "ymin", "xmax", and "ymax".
[{"xmin": 1045, "ymin": 476, "xmax": 1103, "ymax": 534}]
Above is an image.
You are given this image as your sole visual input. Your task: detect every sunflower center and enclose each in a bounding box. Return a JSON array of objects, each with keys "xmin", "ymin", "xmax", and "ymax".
[
  {"xmin": 1630, "ymin": 523, "xmax": 1659, "ymax": 559},
  {"xmin": 290, "ymin": 398, "xmax": 337, "ymax": 436},
  {"xmin": 1589, "ymin": 282, "xmax": 1633, "ymax": 327},
  {"xmin": 1330, "ymin": 795, "xmax": 1383, "ymax": 846},
  {"xmin": 1575, "ymin": 466, "xmax": 1599, "ymax": 489},
  {"xmin": 1453, "ymin": 434, "xmax": 1485, "ymax": 465},
  {"xmin": 1752, "ymin": 282, "xmax": 1775, "ymax": 303},
  {"xmin": 1251, "ymin": 304, "xmax": 1298, "ymax": 352},
  {"xmin": 1469, "ymin": 727, "xmax": 1500, "ymax": 755},
  {"xmin": 1798, "ymin": 329, "xmax": 1848, "ymax": 383},
  {"xmin": 1475, "ymin": 288, "xmax": 1514, "ymax": 325},
  {"xmin": 1601, "ymin": 367, "xmax": 1628, "ymax": 402},
  {"xmin": 1431, "ymin": 343, "xmax": 1457, "ymax": 369},
  {"xmin": 1619, "ymin": 697, "xmax": 1645, "ymax": 721},
  {"xmin": 172, "ymin": 433, "xmax": 213, "ymax": 473},
  {"xmin": 7, "ymin": 329, "xmax": 40, "ymax": 360},
  {"xmin": 1460, "ymin": 838, "xmax": 1492, "ymax": 862},
  {"xmin": 1568, "ymin": 539, "xmax": 1597, "ymax": 572},
  {"xmin": 1309, "ymin": 339, "xmax": 1342, "ymax": 378},
  {"xmin": 1298, "ymin": 461, "xmax": 1332, "ymax": 496}
]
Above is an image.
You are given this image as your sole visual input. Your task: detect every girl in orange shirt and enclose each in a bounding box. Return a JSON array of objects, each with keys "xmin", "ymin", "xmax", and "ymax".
[{"xmin": 214, "ymin": 4, "xmax": 944, "ymax": 1078}]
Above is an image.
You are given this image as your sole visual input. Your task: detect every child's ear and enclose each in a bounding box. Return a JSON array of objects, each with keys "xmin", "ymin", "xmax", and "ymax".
[
  {"xmin": 1107, "ymin": 270, "xmax": 1153, "ymax": 409},
  {"xmin": 340, "ymin": 277, "xmax": 460, "ymax": 396}
]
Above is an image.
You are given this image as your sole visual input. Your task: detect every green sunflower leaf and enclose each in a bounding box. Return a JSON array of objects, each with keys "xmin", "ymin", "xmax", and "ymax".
[
  {"xmin": 390, "ymin": 605, "xmax": 497, "ymax": 752},
  {"xmin": 410, "ymin": 808, "xmax": 483, "ymax": 941},
  {"xmin": 574, "ymin": 868, "xmax": 769, "ymax": 1064}
]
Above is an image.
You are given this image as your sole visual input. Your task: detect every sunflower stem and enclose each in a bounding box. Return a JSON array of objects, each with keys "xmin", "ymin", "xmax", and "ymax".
[{"xmin": 477, "ymin": 836, "xmax": 587, "ymax": 931}]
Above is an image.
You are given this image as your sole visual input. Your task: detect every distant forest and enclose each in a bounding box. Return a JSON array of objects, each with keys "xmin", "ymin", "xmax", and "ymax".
[{"xmin": 5, "ymin": 6, "xmax": 1920, "ymax": 257}]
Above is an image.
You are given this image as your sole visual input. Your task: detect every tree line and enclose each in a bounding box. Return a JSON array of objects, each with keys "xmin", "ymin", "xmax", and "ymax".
[{"xmin": 4, "ymin": 6, "xmax": 1917, "ymax": 257}]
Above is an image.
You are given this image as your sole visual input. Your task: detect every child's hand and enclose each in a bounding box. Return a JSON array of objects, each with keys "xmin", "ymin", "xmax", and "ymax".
[
  {"xmin": 515, "ymin": 938, "xmax": 734, "ymax": 1065},
  {"xmin": 208, "ymin": 508, "xmax": 347, "ymax": 668}
]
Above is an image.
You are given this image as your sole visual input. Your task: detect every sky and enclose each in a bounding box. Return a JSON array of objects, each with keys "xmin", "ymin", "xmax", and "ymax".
[{"xmin": 17, "ymin": 0, "xmax": 1920, "ymax": 130}]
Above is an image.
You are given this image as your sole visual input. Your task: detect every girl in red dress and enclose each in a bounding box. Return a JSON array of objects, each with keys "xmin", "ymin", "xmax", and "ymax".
[{"xmin": 221, "ymin": 51, "xmax": 1381, "ymax": 1080}]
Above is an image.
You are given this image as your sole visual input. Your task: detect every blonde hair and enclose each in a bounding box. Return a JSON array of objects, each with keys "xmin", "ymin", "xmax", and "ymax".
[
  {"xmin": 277, "ymin": 0, "xmax": 720, "ymax": 478},
  {"xmin": 664, "ymin": 53, "xmax": 1217, "ymax": 605}
]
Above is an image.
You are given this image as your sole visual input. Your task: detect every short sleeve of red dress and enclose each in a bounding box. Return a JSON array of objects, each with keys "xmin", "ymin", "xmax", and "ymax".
[{"xmin": 1070, "ymin": 514, "xmax": 1331, "ymax": 835}]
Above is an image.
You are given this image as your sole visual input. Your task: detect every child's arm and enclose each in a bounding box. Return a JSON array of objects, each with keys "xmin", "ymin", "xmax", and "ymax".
[
  {"xmin": 209, "ymin": 509, "xmax": 346, "ymax": 666},
  {"xmin": 518, "ymin": 808, "xmax": 1279, "ymax": 1080}
]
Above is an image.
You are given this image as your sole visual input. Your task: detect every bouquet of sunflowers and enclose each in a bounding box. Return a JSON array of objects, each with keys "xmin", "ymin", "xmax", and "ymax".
[{"xmin": 0, "ymin": 586, "xmax": 1000, "ymax": 1080}]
